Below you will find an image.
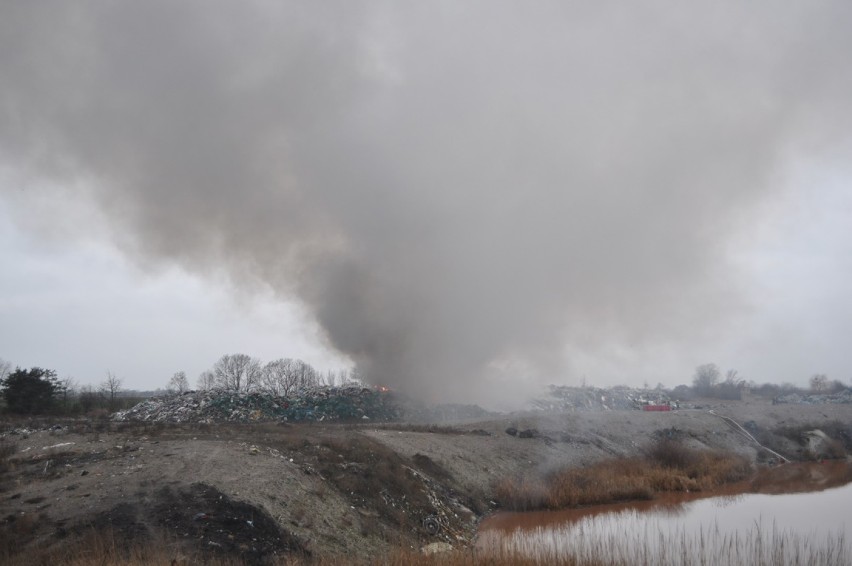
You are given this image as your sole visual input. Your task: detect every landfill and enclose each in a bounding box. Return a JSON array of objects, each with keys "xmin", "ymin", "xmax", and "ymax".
[
  {"xmin": 113, "ymin": 386, "xmax": 403, "ymax": 423},
  {"xmin": 773, "ymin": 389, "xmax": 852, "ymax": 405},
  {"xmin": 531, "ymin": 385, "xmax": 675, "ymax": 412}
]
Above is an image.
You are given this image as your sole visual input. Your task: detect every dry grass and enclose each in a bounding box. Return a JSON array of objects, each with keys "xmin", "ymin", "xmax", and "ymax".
[
  {"xmin": 303, "ymin": 549, "xmax": 604, "ymax": 565},
  {"xmin": 482, "ymin": 520, "xmax": 851, "ymax": 566},
  {"xmin": 0, "ymin": 529, "xmax": 247, "ymax": 566},
  {"xmin": 4, "ymin": 526, "xmax": 846, "ymax": 566},
  {"xmin": 0, "ymin": 512, "xmax": 48, "ymax": 564},
  {"xmin": 495, "ymin": 439, "xmax": 752, "ymax": 511},
  {"xmin": 15, "ymin": 531, "xmax": 848, "ymax": 566},
  {"xmin": 0, "ymin": 438, "xmax": 16, "ymax": 473},
  {"xmin": 1, "ymin": 529, "xmax": 600, "ymax": 566}
]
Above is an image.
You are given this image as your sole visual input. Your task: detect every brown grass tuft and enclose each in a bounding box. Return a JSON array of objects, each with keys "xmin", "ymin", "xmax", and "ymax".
[
  {"xmin": 496, "ymin": 440, "xmax": 752, "ymax": 511},
  {"xmin": 0, "ymin": 439, "xmax": 16, "ymax": 473}
]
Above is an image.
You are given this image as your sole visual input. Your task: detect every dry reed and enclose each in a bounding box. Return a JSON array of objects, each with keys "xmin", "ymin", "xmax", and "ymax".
[{"xmin": 495, "ymin": 440, "xmax": 752, "ymax": 511}]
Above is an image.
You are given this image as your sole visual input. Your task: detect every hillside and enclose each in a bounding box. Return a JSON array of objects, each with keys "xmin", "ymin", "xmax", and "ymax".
[{"xmin": 1, "ymin": 397, "xmax": 850, "ymax": 564}]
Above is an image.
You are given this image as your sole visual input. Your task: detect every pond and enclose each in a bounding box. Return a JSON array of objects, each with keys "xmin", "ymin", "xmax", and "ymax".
[{"xmin": 478, "ymin": 462, "xmax": 852, "ymax": 565}]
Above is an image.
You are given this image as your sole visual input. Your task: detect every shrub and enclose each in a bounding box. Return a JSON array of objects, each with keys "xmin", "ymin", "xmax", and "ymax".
[{"xmin": 648, "ymin": 438, "xmax": 698, "ymax": 469}]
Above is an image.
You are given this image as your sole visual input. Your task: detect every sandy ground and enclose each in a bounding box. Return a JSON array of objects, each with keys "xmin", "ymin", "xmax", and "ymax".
[{"xmin": 1, "ymin": 397, "xmax": 850, "ymax": 563}]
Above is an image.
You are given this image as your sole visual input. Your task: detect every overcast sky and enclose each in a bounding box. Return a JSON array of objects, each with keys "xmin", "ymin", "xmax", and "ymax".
[{"xmin": 1, "ymin": 2, "xmax": 851, "ymax": 405}]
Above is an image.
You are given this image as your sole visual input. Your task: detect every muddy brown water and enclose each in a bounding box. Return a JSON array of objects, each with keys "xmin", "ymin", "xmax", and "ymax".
[{"xmin": 478, "ymin": 462, "xmax": 852, "ymax": 565}]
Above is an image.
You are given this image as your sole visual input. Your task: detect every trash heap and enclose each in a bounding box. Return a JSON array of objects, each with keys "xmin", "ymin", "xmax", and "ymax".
[
  {"xmin": 113, "ymin": 386, "xmax": 402, "ymax": 423},
  {"xmin": 531, "ymin": 385, "xmax": 675, "ymax": 412},
  {"xmin": 773, "ymin": 389, "xmax": 852, "ymax": 405}
]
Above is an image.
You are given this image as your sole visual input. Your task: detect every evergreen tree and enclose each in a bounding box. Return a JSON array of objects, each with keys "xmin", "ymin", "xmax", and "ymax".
[{"xmin": 0, "ymin": 367, "xmax": 60, "ymax": 414}]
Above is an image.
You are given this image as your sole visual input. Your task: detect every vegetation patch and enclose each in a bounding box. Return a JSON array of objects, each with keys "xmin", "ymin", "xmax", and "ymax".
[
  {"xmin": 0, "ymin": 439, "xmax": 15, "ymax": 474},
  {"xmin": 495, "ymin": 439, "xmax": 752, "ymax": 511}
]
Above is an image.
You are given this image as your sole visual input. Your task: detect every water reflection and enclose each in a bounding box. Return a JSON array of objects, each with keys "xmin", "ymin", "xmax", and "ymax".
[{"xmin": 479, "ymin": 462, "xmax": 852, "ymax": 565}]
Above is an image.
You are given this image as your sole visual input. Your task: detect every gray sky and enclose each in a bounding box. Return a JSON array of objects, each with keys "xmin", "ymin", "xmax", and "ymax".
[{"xmin": 1, "ymin": 2, "xmax": 851, "ymax": 405}]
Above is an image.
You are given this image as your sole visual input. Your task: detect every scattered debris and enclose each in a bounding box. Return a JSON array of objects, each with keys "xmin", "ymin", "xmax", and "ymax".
[
  {"xmin": 532, "ymin": 386, "xmax": 676, "ymax": 412},
  {"xmin": 42, "ymin": 442, "xmax": 75, "ymax": 450},
  {"xmin": 774, "ymin": 390, "xmax": 852, "ymax": 405},
  {"xmin": 113, "ymin": 386, "xmax": 401, "ymax": 423},
  {"xmin": 421, "ymin": 541, "xmax": 453, "ymax": 555},
  {"xmin": 804, "ymin": 429, "xmax": 831, "ymax": 455}
]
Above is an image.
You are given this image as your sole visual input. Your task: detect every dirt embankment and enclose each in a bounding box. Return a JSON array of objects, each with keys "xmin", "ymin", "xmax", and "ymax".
[{"xmin": 1, "ymin": 398, "xmax": 850, "ymax": 564}]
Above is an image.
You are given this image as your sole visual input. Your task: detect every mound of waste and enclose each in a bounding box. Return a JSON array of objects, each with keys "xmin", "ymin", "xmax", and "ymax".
[
  {"xmin": 774, "ymin": 389, "xmax": 852, "ymax": 405},
  {"xmin": 532, "ymin": 385, "xmax": 675, "ymax": 412},
  {"xmin": 113, "ymin": 386, "xmax": 402, "ymax": 423}
]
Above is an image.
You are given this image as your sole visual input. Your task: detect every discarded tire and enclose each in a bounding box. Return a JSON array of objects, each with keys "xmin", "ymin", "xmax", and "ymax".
[{"xmin": 423, "ymin": 516, "xmax": 441, "ymax": 536}]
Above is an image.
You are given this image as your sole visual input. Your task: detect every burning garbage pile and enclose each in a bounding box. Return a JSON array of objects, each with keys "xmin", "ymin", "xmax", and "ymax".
[
  {"xmin": 531, "ymin": 385, "xmax": 676, "ymax": 412},
  {"xmin": 113, "ymin": 385, "xmax": 402, "ymax": 423}
]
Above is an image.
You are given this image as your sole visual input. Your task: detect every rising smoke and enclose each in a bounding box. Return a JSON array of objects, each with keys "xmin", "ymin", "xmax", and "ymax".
[{"xmin": 1, "ymin": 2, "xmax": 851, "ymax": 402}]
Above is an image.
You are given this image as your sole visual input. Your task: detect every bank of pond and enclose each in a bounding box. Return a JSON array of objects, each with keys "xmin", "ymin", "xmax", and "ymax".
[{"xmin": 478, "ymin": 461, "xmax": 852, "ymax": 566}]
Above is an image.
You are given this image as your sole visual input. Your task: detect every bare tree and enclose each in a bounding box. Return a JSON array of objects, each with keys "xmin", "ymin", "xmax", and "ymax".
[
  {"xmin": 100, "ymin": 371, "xmax": 123, "ymax": 409},
  {"xmin": 347, "ymin": 366, "xmax": 363, "ymax": 385},
  {"xmin": 168, "ymin": 371, "xmax": 190, "ymax": 394},
  {"xmin": 295, "ymin": 360, "xmax": 319, "ymax": 390},
  {"xmin": 323, "ymin": 369, "xmax": 338, "ymax": 387},
  {"xmin": 261, "ymin": 359, "xmax": 319, "ymax": 397},
  {"xmin": 810, "ymin": 374, "xmax": 829, "ymax": 392},
  {"xmin": 260, "ymin": 358, "xmax": 295, "ymax": 396},
  {"xmin": 197, "ymin": 370, "xmax": 217, "ymax": 391},
  {"xmin": 77, "ymin": 385, "xmax": 100, "ymax": 413},
  {"xmin": 692, "ymin": 363, "xmax": 720, "ymax": 395},
  {"xmin": 59, "ymin": 375, "xmax": 77, "ymax": 410},
  {"xmin": 263, "ymin": 359, "xmax": 291, "ymax": 396},
  {"xmin": 716, "ymin": 369, "xmax": 744, "ymax": 400},
  {"xmin": 0, "ymin": 358, "xmax": 11, "ymax": 382},
  {"xmin": 211, "ymin": 354, "xmax": 262, "ymax": 392}
]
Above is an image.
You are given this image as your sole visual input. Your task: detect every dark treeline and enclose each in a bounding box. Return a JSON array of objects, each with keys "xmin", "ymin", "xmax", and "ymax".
[
  {"xmin": 0, "ymin": 365, "xmax": 141, "ymax": 416},
  {"xmin": 669, "ymin": 363, "xmax": 849, "ymax": 401}
]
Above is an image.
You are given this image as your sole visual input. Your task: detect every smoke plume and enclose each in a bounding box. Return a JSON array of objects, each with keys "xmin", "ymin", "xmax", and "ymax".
[{"xmin": 2, "ymin": 2, "xmax": 851, "ymax": 402}]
